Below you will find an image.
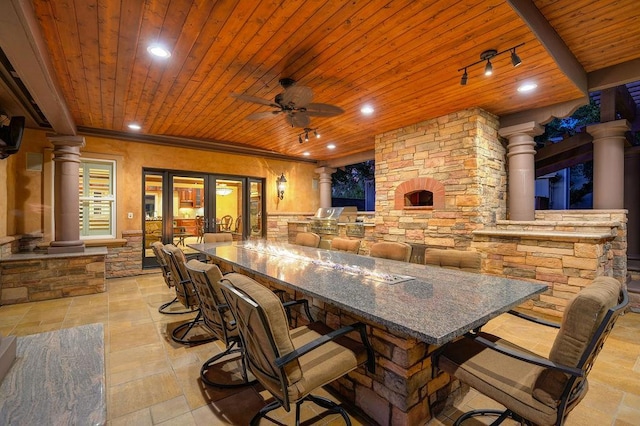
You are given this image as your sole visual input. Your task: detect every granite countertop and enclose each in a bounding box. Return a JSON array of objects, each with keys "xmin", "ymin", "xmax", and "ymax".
[{"xmin": 189, "ymin": 242, "xmax": 547, "ymax": 345}]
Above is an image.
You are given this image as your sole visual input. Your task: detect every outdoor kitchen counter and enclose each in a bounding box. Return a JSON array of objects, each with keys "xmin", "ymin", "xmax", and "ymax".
[
  {"xmin": 188, "ymin": 241, "xmax": 546, "ymax": 424},
  {"xmin": 188, "ymin": 241, "xmax": 546, "ymax": 345}
]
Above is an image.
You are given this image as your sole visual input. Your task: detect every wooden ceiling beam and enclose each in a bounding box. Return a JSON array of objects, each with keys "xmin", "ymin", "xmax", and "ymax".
[
  {"xmin": 507, "ymin": 0, "xmax": 587, "ymax": 95},
  {"xmin": 588, "ymin": 59, "xmax": 640, "ymax": 92},
  {"xmin": 0, "ymin": 0, "xmax": 75, "ymax": 135}
]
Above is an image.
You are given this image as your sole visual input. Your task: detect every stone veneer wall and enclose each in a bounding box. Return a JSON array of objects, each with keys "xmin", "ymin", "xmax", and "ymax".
[
  {"xmin": 267, "ymin": 212, "xmax": 315, "ymax": 242},
  {"xmin": 375, "ymin": 108, "xmax": 505, "ymax": 249},
  {"xmin": 473, "ymin": 210, "xmax": 626, "ymax": 317}
]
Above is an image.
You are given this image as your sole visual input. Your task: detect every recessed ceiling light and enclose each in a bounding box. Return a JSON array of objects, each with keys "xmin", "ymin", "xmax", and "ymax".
[
  {"xmin": 128, "ymin": 123, "xmax": 141, "ymax": 130},
  {"xmin": 517, "ymin": 82, "xmax": 537, "ymax": 93},
  {"xmin": 147, "ymin": 44, "xmax": 171, "ymax": 58},
  {"xmin": 303, "ymin": 152, "xmax": 310, "ymax": 156},
  {"xmin": 327, "ymin": 144, "xmax": 336, "ymax": 150},
  {"xmin": 361, "ymin": 105, "xmax": 374, "ymax": 115}
]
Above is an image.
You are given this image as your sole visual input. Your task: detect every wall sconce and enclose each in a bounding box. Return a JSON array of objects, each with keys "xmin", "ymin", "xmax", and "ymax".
[
  {"xmin": 276, "ymin": 173, "xmax": 287, "ymax": 200},
  {"xmin": 297, "ymin": 127, "xmax": 320, "ymax": 143},
  {"xmin": 458, "ymin": 43, "xmax": 524, "ymax": 85}
]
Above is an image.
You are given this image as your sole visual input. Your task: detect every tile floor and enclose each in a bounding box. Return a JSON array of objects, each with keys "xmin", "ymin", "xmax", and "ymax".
[{"xmin": 0, "ymin": 273, "xmax": 638, "ymax": 425}]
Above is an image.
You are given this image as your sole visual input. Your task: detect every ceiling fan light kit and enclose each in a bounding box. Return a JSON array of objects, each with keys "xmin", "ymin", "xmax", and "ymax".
[{"xmin": 458, "ymin": 43, "xmax": 524, "ymax": 85}]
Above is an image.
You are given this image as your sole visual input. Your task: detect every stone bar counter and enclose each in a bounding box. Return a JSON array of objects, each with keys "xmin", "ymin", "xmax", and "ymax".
[{"xmin": 189, "ymin": 241, "xmax": 546, "ymax": 425}]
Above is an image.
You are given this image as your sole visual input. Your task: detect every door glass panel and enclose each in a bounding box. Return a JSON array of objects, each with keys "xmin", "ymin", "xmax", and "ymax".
[
  {"xmin": 216, "ymin": 179, "xmax": 243, "ymax": 240},
  {"xmin": 250, "ymin": 180, "xmax": 263, "ymax": 239},
  {"xmin": 172, "ymin": 176, "xmax": 205, "ymax": 250},
  {"xmin": 143, "ymin": 173, "xmax": 164, "ymax": 264}
]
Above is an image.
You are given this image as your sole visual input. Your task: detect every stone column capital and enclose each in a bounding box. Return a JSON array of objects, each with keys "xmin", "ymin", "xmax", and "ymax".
[
  {"xmin": 47, "ymin": 134, "xmax": 86, "ymax": 148},
  {"xmin": 498, "ymin": 121, "xmax": 544, "ymax": 139},
  {"xmin": 586, "ymin": 119, "xmax": 630, "ymax": 139},
  {"xmin": 314, "ymin": 166, "xmax": 337, "ymax": 176}
]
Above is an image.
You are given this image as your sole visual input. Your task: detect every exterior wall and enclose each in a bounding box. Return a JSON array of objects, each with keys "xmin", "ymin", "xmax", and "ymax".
[
  {"xmin": 375, "ymin": 108, "xmax": 506, "ymax": 249},
  {"xmin": 3, "ymin": 128, "xmax": 320, "ymax": 239}
]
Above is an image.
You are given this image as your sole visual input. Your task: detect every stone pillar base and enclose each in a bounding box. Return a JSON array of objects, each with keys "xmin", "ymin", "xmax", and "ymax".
[{"xmin": 48, "ymin": 241, "xmax": 85, "ymax": 254}]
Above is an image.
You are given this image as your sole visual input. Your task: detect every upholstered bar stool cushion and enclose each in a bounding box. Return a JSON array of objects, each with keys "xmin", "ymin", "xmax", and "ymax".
[
  {"xmin": 424, "ymin": 248, "xmax": 481, "ymax": 272},
  {"xmin": 369, "ymin": 241, "xmax": 412, "ymax": 262},
  {"xmin": 164, "ymin": 244, "xmax": 199, "ymax": 309},
  {"xmin": 533, "ymin": 276, "xmax": 621, "ymax": 406},
  {"xmin": 203, "ymin": 233, "xmax": 233, "ymax": 243},
  {"xmin": 330, "ymin": 237, "xmax": 361, "ymax": 254},
  {"xmin": 221, "ymin": 273, "xmax": 369, "ymax": 403},
  {"xmin": 294, "ymin": 232, "xmax": 321, "ymax": 248}
]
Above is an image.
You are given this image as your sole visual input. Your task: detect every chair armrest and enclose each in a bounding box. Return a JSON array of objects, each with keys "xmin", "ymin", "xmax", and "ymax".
[
  {"xmin": 283, "ymin": 299, "xmax": 314, "ymax": 322},
  {"xmin": 507, "ymin": 310, "xmax": 561, "ymax": 329},
  {"xmin": 467, "ymin": 332, "xmax": 583, "ymax": 377},
  {"xmin": 275, "ymin": 322, "xmax": 372, "ymax": 371}
]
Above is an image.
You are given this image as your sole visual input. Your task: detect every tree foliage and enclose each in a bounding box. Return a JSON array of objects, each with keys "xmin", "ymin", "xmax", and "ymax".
[{"xmin": 331, "ymin": 160, "xmax": 375, "ymax": 199}]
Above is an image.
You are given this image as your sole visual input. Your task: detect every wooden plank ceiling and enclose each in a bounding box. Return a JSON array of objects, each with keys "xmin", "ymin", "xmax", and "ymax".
[{"xmin": 24, "ymin": 0, "xmax": 640, "ymax": 161}]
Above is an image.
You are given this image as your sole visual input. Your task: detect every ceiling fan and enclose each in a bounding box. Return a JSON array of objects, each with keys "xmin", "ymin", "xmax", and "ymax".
[{"xmin": 230, "ymin": 78, "xmax": 344, "ymax": 128}]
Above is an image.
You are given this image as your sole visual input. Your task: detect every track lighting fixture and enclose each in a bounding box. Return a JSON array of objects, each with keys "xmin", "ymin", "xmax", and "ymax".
[
  {"xmin": 296, "ymin": 127, "xmax": 320, "ymax": 143},
  {"xmin": 458, "ymin": 43, "xmax": 524, "ymax": 85}
]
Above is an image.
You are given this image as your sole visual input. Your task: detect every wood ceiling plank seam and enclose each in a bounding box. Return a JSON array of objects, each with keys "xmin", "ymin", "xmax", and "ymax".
[
  {"xmin": 97, "ymin": 0, "xmax": 122, "ymax": 130},
  {"xmin": 172, "ymin": 0, "xmax": 304, "ymax": 137},
  {"xmin": 208, "ymin": 3, "xmax": 420, "ymax": 143},
  {"xmin": 31, "ymin": 0, "xmax": 83, "ymax": 123},
  {"xmin": 144, "ymin": 0, "xmax": 241, "ymax": 134},
  {"xmin": 36, "ymin": 0, "xmax": 91, "ymax": 127},
  {"xmin": 111, "ymin": 0, "xmax": 148, "ymax": 131},
  {"xmin": 131, "ymin": 0, "xmax": 196, "ymax": 127},
  {"xmin": 178, "ymin": 0, "xmax": 356, "ymax": 137},
  {"xmin": 75, "ymin": 0, "xmax": 104, "ymax": 128},
  {"xmin": 135, "ymin": 0, "xmax": 218, "ymax": 132},
  {"xmin": 120, "ymin": 0, "xmax": 171, "ymax": 131},
  {"xmin": 152, "ymin": 0, "xmax": 259, "ymax": 134},
  {"xmin": 193, "ymin": 2, "xmax": 373, "ymax": 140}
]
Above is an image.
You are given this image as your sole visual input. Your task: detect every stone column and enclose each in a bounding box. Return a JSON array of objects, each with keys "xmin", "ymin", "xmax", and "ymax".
[
  {"xmin": 48, "ymin": 135, "xmax": 86, "ymax": 254},
  {"xmin": 315, "ymin": 166, "xmax": 336, "ymax": 208},
  {"xmin": 587, "ymin": 120, "xmax": 630, "ymax": 209},
  {"xmin": 498, "ymin": 122, "xmax": 543, "ymax": 221},
  {"xmin": 625, "ymin": 146, "xmax": 640, "ymax": 270}
]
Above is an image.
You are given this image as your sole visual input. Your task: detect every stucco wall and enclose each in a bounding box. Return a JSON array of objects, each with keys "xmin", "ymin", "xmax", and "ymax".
[{"xmin": 4, "ymin": 128, "xmax": 320, "ymax": 239}]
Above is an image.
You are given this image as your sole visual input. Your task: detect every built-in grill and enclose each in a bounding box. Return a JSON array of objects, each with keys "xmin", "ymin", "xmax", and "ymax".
[{"xmin": 310, "ymin": 207, "xmax": 344, "ymax": 235}]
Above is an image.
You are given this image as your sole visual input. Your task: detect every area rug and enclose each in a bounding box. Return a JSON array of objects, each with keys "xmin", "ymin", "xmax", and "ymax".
[{"xmin": 0, "ymin": 324, "xmax": 106, "ymax": 425}]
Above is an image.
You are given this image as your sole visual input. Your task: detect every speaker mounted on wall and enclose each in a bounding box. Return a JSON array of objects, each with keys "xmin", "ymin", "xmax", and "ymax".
[{"xmin": 0, "ymin": 114, "xmax": 25, "ymax": 159}]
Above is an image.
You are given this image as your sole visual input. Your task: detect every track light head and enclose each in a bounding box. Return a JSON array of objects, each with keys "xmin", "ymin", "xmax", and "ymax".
[
  {"xmin": 460, "ymin": 69, "xmax": 468, "ymax": 86},
  {"xmin": 304, "ymin": 132, "xmax": 309, "ymax": 142},
  {"xmin": 511, "ymin": 49, "xmax": 522, "ymax": 67},
  {"xmin": 484, "ymin": 60, "xmax": 493, "ymax": 76},
  {"xmin": 314, "ymin": 130, "xmax": 320, "ymax": 138},
  {"xmin": 298, "ymin": 135, "xmax": 303, "ymax": 143}
]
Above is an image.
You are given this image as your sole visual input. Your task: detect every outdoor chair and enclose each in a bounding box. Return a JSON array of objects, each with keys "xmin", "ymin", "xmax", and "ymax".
[
  {"xmin": 294, "ymin": 232, "xmax": 321, "ymax": 248},
  {"xmin": 424, "ymin": 248, "xmax": 481, "ymax": 272},
  {"xmin": 434, "ymin": 276, "xmax": 628, "ymax": 426},
  {"xmin": 185, "ymin": 259, "xmax": 255, "ymax": 388},
  {"xmin": 162, "ymin": 244, "xmax": 216, "ymax": 345},
  {"xmin": 369, "ymin": 241, "xmax": 412, "ymax": 262},
  {"xmin": 219, "ymin": 273, "xmax": 375, "ymax": 425},
  {"xmin": 330, "ymin": 237, "xmax": 361, "ymax": 254},
  {"xmin": 151, "ymin": 241, "xmax": 192, "ymax": 315},
  {"xmin": 195, "ymin": 215, "xmax": 205, "ymax": 243},
  {"xmin": 203, "ymin": 232, "xmax": 233, "ymax": 243}
]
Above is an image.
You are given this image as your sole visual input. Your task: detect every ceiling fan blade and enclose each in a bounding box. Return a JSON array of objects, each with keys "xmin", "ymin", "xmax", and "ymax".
[
  {"xmin": 230, "ymin": 93, "xmax": 279, "ymax": 108},
  {"xmin": 286, "ymin": 112, "xmax": 311, "ymax": 128},
  {"xmin": 280, "ymin": 86, "xmax": 314, "ymax": 108},
  {"xmin": 245, "ymin": 111, "xmax": 281, "ymax": 120},
  {"xmin": 305, "ymin": 103, "xmax": 344, "ymax": 117}
]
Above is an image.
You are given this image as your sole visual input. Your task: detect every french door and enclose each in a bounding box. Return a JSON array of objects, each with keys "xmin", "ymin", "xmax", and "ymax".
[{"xmin": 142, "ymin": 169, "xmax": 265, "ymax": 268}]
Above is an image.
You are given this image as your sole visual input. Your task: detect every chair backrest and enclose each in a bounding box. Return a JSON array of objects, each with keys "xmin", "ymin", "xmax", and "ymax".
[
  {"xmin": 533, "ymin": 276, "xmax": 628, "ymax": 414},
  {"xmin": 220, "ymin": 215, "xmax": 233, "ymax": 231},
  {"xmin": 163, "ymin": 244, "xmax": 199, "ymax": 309},
  {"xmin": 235, "ymin": 215, "xmax": 242, "ymax": 233},
  {"xmin": 294, "ymin": 232, "xmax": 321, "ymax": 248},
  {"xmin": 151, "ymin": 241, "xmax": 174, "ymax": 288},
  {"xmin": 185, "ymin": 259, "xmax": 236, "ymax": 344},
  {"xmin": 195, "ymin": 216, "xmax": 205, "ymax": 237},
  {"xmin": 369, "ymin": 241, "xmax": 412, "ymax": 262},
  {"xmin": 203, "ymin": 232, "xmax": 233, "ymax": 243},
  {"xmin": 219, "ymin": 273, "xmax": 301, "ymax": 404},
  {"xmin": 330, "ymin": 237, "xmax": 361, "ymax": 254},
  {"xmin": 424, "ymin": 248, "xmax": 481, "ymax": 272}
]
